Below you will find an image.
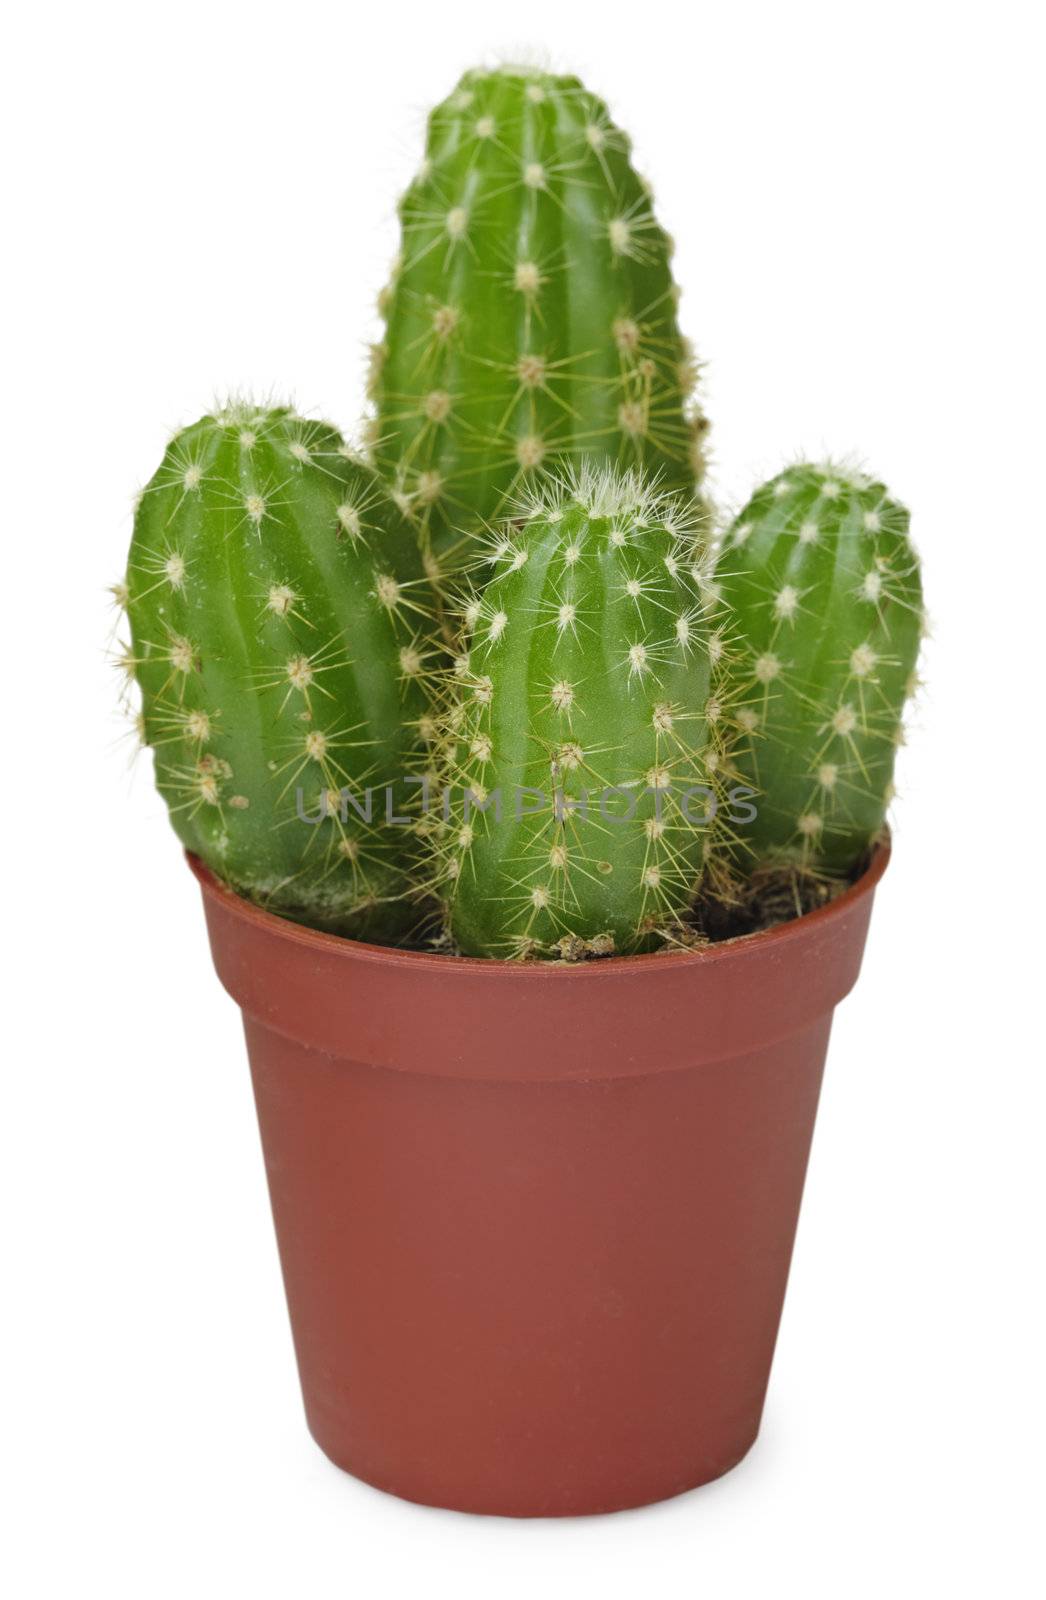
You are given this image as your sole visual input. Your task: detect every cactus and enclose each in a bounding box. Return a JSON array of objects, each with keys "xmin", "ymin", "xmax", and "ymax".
[
  {"xmin": 712, "ymin": 462, "xmax": 922, "ymax": 877},
  {"xmin": 119, "ymin": 402, "xmax": 433, "ymax": 937},
  {"xmin": 370, "ymin": 65, "xmax": 708, "ymax": 573},
  {"xmin": 430, "ymin": 467, "xmax": 717, "ymax": 958}
]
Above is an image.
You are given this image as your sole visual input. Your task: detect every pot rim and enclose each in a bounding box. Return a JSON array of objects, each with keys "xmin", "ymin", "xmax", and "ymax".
[{"xmin": 186, "ymin": 837, "xmax": 890, "ymax": 980}]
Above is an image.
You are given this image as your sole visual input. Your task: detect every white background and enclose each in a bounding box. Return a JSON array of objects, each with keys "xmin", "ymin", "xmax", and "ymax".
[{"xmin": 4, "ymin": 1, "xmax": 1044, "ymax": 1594}]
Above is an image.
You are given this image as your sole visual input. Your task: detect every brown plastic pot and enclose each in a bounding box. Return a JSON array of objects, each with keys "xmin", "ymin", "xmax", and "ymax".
[{"xmin": 190, "ymin": 843, "xmax": 889, "ymax": 1517}]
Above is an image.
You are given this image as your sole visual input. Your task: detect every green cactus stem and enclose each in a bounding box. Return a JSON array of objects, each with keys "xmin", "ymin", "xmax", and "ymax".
[
  {"xmin": 370, "ymin": 65, "xmax": 708, "ymax": 574},
  {"xmin": 120, "ymin": 402, "xmax": 432, "ymax": 937},
  {"xmin": 712, "ymin": 462, "xmax": 923, "ymax": 877},
  {"xmin": 430, "ymin": 467, "xmax": 717, "ymax": 958}
]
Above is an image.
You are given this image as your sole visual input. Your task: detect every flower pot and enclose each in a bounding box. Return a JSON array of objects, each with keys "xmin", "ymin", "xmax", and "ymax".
[{"xmin": 190, "ymin": 842, "xmax": 889, "ymax": 1517}]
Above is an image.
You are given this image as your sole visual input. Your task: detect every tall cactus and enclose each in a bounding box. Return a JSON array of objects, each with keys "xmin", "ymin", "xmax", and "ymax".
[
  {"xmin": 119, "ymin": 402, "xmax": 432, "ymax": 936},
  {"xmin": 431, "ymin": 468, "xmax": 716, "ymax": 958},
  {"xmin": 712, "ymin": 462, "xmax": 922, "ymax": 876},
  {"xmin": 370, "ymin": 65, "xmax": 708, "ymax": 573}
]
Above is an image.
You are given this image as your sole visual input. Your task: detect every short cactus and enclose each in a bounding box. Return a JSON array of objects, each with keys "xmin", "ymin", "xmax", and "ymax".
[
  {"xmin": 712, "ymin": 463, "xmax": 922, "ymax": 877},
  {"xmin": 119, "ymin": 403, "xmax": 432, "ymax": 936},
  {"xmin": 431, "ymin": 468, "xmax": 717, "ymax": 958},
  {"xmin": 370, "ymin": 65, "xmax": 708, "ymax": 571},
  {"xmin": 116, "ymin": 63, "xmax": 925, "ymax": 957}
]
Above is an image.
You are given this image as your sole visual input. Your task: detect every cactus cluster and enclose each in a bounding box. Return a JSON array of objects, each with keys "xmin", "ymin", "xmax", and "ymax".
[
  {"xmin": 117, "ymin": 65, "xmax": 923, "ymax": 960},
  {"xmin": 370, "ymin": 66, "xmax": 708, "ymax": 576}
]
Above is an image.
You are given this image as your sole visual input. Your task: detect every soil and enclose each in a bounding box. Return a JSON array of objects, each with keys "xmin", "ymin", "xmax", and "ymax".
[{"xmin": 256, "ymin": 855, "xmax": 871, "ymax": 961}]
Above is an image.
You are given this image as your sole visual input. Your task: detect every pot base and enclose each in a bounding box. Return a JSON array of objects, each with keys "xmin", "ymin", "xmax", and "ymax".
[{"xmin": 309, "ymin": 1423, "xmax": 760, "ymax": 1518}]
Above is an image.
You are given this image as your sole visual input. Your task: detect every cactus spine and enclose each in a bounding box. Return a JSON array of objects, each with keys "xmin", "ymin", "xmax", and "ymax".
[
  {"xmin": 432, "ymin": 469, "xmax": 716, "ymax": 958},
  {"xmin": 371, "ymin": 66, "xmax": 708, "ymax": 572},
  {"xmin": 121, "ymin": 403, "xmax": 431, "ymax": 936},
  {"xmin": 712, "ymin": 463, "xmax": 922, "ymax": 877}
]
